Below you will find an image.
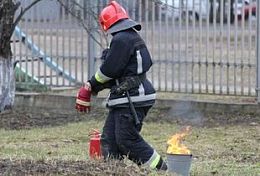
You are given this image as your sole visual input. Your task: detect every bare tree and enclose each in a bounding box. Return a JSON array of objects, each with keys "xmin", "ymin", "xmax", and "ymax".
[
  {"xmin": 0, "ymin": 0, "xmax": 42, "ymax": 112},
  {"xmin": 57, "ymin": 0, "xmax": 109, "ymax": 48},
  {"xmin": 0, "ymin": 0, "xmax": 111, "ymax": 112}
]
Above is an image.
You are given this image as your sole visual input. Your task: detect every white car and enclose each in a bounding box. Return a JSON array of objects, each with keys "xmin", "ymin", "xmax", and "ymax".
[
  {"xmin": 161, "ymin": 0, "xmax": 219, "ymax": 21},
  {"xmin": 160, "ymin": 0, "xmax": 180, "ymax": 20}
]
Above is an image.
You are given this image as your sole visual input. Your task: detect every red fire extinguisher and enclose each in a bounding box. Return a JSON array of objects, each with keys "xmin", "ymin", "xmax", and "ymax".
[{"xmin": 89, "ymin": 129, "xmax": 102, "ymax": 159}]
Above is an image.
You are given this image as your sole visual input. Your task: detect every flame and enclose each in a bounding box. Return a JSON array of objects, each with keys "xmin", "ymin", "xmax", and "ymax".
[{"xmin": 167, "ymin": 126, "xmax": 191, "ymax": 155}]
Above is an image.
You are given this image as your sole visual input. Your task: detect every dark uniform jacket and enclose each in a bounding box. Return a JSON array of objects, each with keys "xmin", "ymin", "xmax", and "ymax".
[{"xmin": 89, "ymin": 28, "xmax": 156, "ymax": 108}]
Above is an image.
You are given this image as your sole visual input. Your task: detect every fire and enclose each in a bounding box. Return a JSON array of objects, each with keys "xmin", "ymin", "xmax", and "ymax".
[{"xmin": 167, "ymin": 126, "xmax": 191, "ymax": 155}]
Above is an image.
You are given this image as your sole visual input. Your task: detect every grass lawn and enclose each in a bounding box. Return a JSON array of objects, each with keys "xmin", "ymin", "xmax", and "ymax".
[{"xmin": 0, "ymin": 118, "xmax": 259, "ymax": 175}]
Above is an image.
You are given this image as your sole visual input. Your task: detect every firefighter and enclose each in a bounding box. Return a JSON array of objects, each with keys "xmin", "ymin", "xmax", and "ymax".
[{"xmin": 76, "ymin": 1, "xmax": 167, "ymax": 170}]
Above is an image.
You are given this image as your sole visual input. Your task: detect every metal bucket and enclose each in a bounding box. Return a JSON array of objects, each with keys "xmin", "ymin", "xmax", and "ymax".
[{"xmin": 167, "ymin": 154, "xmax": 192, "ymax": 176}]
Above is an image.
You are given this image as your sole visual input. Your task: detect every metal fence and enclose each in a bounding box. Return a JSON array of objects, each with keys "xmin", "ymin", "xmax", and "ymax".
[{"xmin": 12, "ymin": 0, "xmax": 258, "ymax": 97}]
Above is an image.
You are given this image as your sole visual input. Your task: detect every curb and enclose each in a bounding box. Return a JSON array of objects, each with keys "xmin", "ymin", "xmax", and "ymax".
[{"xmin": 15, "ymin": 93, "xmax": 260, "ymax": 115}]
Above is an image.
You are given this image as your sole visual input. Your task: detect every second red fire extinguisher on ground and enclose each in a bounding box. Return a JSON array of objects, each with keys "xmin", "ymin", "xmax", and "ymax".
[{"xmin": 89, "ymin": 129, "xmax": 102, "ymax": 159}]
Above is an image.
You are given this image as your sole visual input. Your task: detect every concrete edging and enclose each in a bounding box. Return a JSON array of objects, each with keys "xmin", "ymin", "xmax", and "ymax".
[{"xmin": 14, "ymin": 93, "xmax": 260, "ymax": 115}]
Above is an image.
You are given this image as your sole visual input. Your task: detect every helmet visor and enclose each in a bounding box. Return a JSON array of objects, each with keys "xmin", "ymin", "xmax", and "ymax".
[{"xmin": 107, "ymin": 19, "xmax": 141, "ymax": 34}]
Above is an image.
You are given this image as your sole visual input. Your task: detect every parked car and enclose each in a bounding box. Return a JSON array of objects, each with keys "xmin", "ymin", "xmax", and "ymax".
[
  {"xmin": 161, "ymin": 0, "xmax": 219, "ymax": 21},
  {"xmin": 242, "ymin": 0, "xmax": 256, "ymax": 20},
  {"xmin": 234, "ymin": 0, "xmax": 256, "ymax": 20},
  {"xmin": 160, "ymin": 0, "xmax": 180, "ymax": 20}
]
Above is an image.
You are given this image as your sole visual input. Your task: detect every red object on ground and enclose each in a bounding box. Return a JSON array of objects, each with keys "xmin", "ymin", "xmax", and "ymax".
[{"xmin": 89, "ymin": 130, "xmax": 102, "ymax": 159}]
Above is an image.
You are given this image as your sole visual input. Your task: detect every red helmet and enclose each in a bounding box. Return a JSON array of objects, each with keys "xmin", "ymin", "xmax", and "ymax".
[{"xmin": 99, "ymin": 1, "xmax": 129, "ymax": 31}]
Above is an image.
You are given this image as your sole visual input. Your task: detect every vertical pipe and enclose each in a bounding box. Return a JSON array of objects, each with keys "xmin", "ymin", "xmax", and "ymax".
[
  {"xmin": 165, "ymin": 0, "xmax": 169, "ymax": 91},
  {"xmin": 18, "ymin": 14, "xmax": 23, "ymax": 83},
  {"xmin": 192, "ymin": 0, "xmax": 195, "ymax": 93},
  {"xmin": 50, "ymin": 8, "xmax": 53, "ymax": 86},
  {"xmin": 81, "ymin": 2, "xmax": 85, "ymax": 84},
  {"xmin": 43, "ymin": 7, "xmax": 47, "ymax": 86},
  {"xmin": 213, "ymin": 0, "xmax": 216, "ymax": 94},
  {"xmin": 241, "ymin": 0, "xmax": 245, "ymax": 95},
  {"xmin": 227, "ymin": 0, "xmax": 231, "ymax": 95},
  {"xmin": 25, "ymin": 4, "xmax": 29, "ymax": 86},
  {"xmin": 234, "ymin": 0, "xmax": 238, "ymax": 95},
  {"xmin": 87, "ymin": 0, "xmax": 97, "ymax": 80},
  {"xmin": 30, "ymin": 4, "xmax": 35, "ymax": 85},
  {"xmin": 132, "ymin": 0, "xmax": 136, "ymax": 21},
  {"xmin": 185, "ymin": 0, "xmax": 188, "ymax": 93},
  {"xmin": 151, "ymin": 1, "xmax": 155, "ymax": 87},
  {"xmin": 248, "ymin": 0, "xmax": 252, "ymax": 95},
  {"xmin": 139, "ymin": 0, "xmax": 142, "ymax": 23},
  {"xmin": 62, "ymin": 2, "xmax": 65, "ymax": 86},
  {"xmin": 68, "ymin": 0, "xmax": 72, "ymax": 86},
  {"xmin": 145, "ymin": 0, "xmax": 149, "ymax": 43},
  {"xmin": 256, "ymin": 0, "xmax": 260, "ymax": 102},
  {"xmin": 74, "ymin": 12, "xmax": 78, "ymax": 84},
  {"xmin": 178, "ymin": 0, "xmax": 181, "ymax": 92},
  {"xmin": 56, "ymin": 4, "xmax": 59, "ymax": 86},
  {"xmin": 37, "ymin": 2, "xmax": 41, "ymax": 85},
  {"xmin": 199, "ymin": 0, "xmax": 202, "ymax": 93},
  {"xmin": 125, "ymin": 0, "xmax": 129, "ymax": 13},
  {"xmin": 158, "ymin": 3, "xmax": 162, "ymax": 91},
  {"xmin": 129, "ymin": 0, "xmax": 133, "ymax": 20},
  {"xmin": 171, "ymin": 0, "xmax": 175, "ymax": 91},
  {"xmin": 220, "ymin": 0, "xmax": 224, "ymax": 94},
  {"xmin": 81, "ymin": 20, "xmax": 84, "ymax": 83},
  {"xmin": 206, "ymin": 0, "xmax": 209, "ymax": 93}
]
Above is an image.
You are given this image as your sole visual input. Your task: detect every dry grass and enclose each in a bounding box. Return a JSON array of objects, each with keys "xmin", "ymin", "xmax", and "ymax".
[{"xmin": 0, "ymin": 116, "xmax": 259, "ymax": 175}]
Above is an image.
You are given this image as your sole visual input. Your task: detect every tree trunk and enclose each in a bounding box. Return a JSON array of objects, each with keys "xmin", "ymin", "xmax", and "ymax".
[
  {"xmin": 0, "ymin": 0, "xmax": 16, "ymax": 112},
  {"xmin": 0, "ymin": 57, "xmax": 15, "ymax": 111}
]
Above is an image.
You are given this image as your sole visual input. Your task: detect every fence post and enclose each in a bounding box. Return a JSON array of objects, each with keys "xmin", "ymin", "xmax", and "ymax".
[
  {"xmin": 87, "ymin": 0, "xmax": 97, "ymax": 80},
  {"xmin": 257, "ymin": 1, "xmax": 260, "ymax": 103}
]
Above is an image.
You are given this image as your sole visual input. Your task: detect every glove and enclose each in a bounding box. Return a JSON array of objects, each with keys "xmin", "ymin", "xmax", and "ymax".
[
  {"xmin": 111, "ymin": 76, "xmax": 141, "ymax": 95},
  {"xmin": 75, "ymin": 86, "xmax": 91, "ymax": 112}
]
